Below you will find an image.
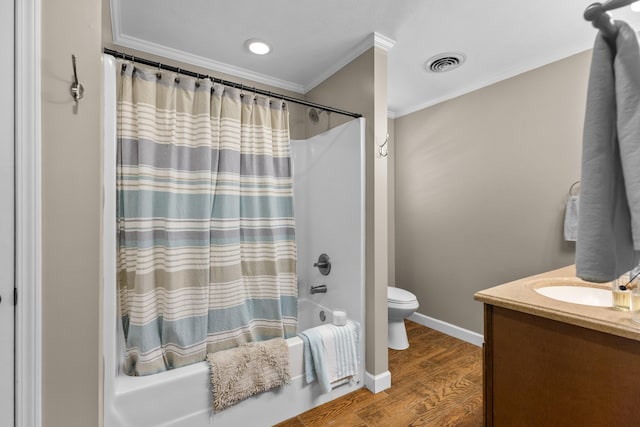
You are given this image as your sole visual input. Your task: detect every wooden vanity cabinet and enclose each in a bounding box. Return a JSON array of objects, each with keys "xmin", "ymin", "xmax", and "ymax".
[{"xmin": 483, "ymin": 304, "xmax": 640, "ymax": 426}]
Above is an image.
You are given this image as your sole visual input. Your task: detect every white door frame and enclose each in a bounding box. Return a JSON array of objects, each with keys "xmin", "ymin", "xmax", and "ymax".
[
  {"xmin": 15, "ymin": 0, "xmax": 42, "ymax": 426},
  {"xmin": 1, "ymin": 0, "xmax": 15, "ymax": 424}
]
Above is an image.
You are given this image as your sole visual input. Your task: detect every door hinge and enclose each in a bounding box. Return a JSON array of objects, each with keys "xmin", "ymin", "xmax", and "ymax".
[{"xmin": 14, "ymin": 288, "xmax": 17, "ymax": 305}]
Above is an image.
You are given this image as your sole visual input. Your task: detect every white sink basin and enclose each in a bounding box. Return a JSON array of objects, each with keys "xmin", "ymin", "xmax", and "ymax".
[{"xmin": 535, "ymin": 286, "xmax": 611, "ymax": 307}]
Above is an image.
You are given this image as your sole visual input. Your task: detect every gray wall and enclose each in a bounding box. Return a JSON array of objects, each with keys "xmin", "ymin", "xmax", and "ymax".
[
  {"xmin": 42, "ymin": 0, "xmax": 102, "ymax": 425},
  {"xmin": 394, "ymin": 51, "xmax": 591, "ymax": 334}
]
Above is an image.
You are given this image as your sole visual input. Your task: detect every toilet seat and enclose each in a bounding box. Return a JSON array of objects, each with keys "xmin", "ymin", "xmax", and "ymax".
[{"xmin": 388, "ymin": 286, "xmax": 419, "ymax": 307}]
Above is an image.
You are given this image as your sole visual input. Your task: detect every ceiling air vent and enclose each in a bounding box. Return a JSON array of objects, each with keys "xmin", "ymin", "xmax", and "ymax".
[{"xmin": 425, "ymin": 52, "xmax": 466, "ymax": 73}]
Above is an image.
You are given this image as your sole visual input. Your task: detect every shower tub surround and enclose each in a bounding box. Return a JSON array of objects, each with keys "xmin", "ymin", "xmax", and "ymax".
[
  {"xmin": 291, "ymin": 119, "xmax": 366, "ymax": 342},
  {"xmin": 102, "ymin": 55, "xmax": 366, "ymax": 427}
]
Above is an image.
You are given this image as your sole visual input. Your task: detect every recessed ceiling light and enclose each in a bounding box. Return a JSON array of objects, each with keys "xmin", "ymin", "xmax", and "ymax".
[
  {"xmin": 246, "ymin": 39, "xmax": 271, "ymax": 55},
  {"xmin": 632, "ymin": 2, "xmax": 640, "ymax": 12}
]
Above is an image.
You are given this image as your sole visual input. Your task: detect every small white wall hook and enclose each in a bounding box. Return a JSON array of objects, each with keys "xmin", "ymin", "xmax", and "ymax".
[
  {"xmin": 377, "ymin": 133, "xmax": 389, "ymax": 158},
  {"xmin": 70, "ymin": 54, "xmax": 85, "ymax": 104}
]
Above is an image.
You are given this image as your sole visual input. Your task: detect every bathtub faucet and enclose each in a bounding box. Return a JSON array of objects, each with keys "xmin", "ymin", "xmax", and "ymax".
[{"xmin": 310, "ymin": 284, "xmax": 327, "ymax": 294}]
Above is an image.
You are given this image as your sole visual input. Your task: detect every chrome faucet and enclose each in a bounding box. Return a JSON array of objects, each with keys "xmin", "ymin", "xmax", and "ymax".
[{"xmin": 310, "ymin": 284, "xmax": 327, "ymax": 294}]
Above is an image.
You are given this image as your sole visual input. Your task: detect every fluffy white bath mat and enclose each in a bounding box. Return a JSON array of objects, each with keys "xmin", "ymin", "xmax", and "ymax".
[{"xmin": 206, "ymin": 337, "xmax": 290, "ymax": 411}]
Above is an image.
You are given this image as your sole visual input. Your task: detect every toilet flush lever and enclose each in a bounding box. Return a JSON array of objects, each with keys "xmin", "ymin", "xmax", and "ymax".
[{"xmin": 313, "ymin": 253, "xmax": 331, "ymax": 276}]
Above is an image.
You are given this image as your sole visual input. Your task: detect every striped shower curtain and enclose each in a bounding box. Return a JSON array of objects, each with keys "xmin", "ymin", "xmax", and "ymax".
[{"xmin": 116, "ymin": 60, "xmax": 297, "ymax": 376}]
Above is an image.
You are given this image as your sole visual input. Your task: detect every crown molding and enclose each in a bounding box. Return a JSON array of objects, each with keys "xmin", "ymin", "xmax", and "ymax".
[
  {"xmin": 373, "ymin": 33, "xmax": 396, "ymax": 52},
  {"xmin": 110, "ymin": 24, "xmax": 306, "ymax": 94},
  {"xmin": 393, "ymin": 48, "xmax": 594, "ymax": 118},
  {"xmin": 111, "ymin": 2, "xmax": 398, "ymax": 101},
  {"xmin": 303, "ymin": 32, "xmax": 396, "ymax": 93}
]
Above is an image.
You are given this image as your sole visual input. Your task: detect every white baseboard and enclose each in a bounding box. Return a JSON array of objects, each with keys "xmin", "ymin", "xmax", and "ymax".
[
  {"xmin": 364, "ymin": 370, "xmax": 391, "ymax": 393},
  {"xmin": 408, "ymin": 312, "xmax": 484, "ymax": 347}
]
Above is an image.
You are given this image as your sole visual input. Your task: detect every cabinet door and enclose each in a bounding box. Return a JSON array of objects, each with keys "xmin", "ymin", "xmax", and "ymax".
[{"xmin": 488, "ymin": 306, "xmax": 640, "ymax": 426}]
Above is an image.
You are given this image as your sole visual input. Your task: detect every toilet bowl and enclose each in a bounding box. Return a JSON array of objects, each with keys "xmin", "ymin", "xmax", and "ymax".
[{"xmin": 387, "ymin": 286, "xmax": 419, "ymax": 350}]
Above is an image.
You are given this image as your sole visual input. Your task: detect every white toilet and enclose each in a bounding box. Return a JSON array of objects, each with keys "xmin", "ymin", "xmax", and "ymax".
[{"xmin": 387, "ymin": 286, "xmax": 419, "ymax": 350}]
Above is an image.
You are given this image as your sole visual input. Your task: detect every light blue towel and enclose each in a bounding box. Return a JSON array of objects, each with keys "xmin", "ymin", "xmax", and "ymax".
[
  {"xmin": 299, "ymin": 329, "xmax": 324, "ymax": 386},
  {"xmin": 298, "ymin": 320, "xmax": 360, "ymax": 393},
  {"xmin": 576, "ymin": 21, "xmax": 640, "ymax": 282}
]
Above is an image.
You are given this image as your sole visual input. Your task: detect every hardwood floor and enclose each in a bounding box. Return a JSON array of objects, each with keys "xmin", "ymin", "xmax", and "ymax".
[{"xmin": 275, "ymin": 320, "xmax": 483, "ymax": 427}]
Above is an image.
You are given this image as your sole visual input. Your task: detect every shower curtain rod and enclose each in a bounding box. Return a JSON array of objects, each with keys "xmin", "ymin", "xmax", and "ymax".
[
  {"xmin": 584, "ymin": 0, "xmax": 638, "ymax": 41},
  {"xmin": 103, "ymin": 48, "xmax": 362, "ymax": 119}
]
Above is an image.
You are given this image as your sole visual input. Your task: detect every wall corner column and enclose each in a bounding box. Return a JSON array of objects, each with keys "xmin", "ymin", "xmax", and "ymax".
[{"xmin": 304, "ymin": 33, "xmax": 395, "ymax": 393}]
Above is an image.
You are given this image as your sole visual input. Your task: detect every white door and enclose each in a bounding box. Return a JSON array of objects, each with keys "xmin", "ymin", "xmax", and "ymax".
[{"xmin": 0, "ymin": 0, "xmax": 15, "ymax": 424}]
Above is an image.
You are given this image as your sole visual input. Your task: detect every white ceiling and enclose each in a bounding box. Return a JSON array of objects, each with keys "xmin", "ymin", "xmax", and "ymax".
[{"xmin": 111, "ymin": 0, "xmax": 640, "ymax": 118}]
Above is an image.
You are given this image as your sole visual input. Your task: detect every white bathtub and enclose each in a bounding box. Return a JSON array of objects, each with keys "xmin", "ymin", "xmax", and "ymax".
[
  {"xmin": 103, "ymin": 272, "xmax": 362, "ymax": 426},
  {"xmin": 102, "ymin": 54, "xmax": 365, "ymax": 427},
  {"xmin": 104, "ymin": 299, "xmax": 359, "ymax": 427}
]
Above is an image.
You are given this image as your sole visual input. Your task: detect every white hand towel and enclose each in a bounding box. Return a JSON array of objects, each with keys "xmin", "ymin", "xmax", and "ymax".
[
  {"xmin": 299, "ymin": 320, "xmax": 360, "ymax": 393},
  {"xmin": 564, "ymin": 195, "xmax": 579, "ymax": 242}
]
